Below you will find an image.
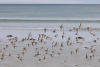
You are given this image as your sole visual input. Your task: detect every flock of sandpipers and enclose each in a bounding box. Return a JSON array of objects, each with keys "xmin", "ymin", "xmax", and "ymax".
[{"xmin": 0, "ymin": 24, "xmax": 99, "ymax": 63}]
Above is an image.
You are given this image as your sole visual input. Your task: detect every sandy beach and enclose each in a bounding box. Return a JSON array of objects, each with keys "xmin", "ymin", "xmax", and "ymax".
[{"xmin": 0, "ymin": 23, "xmax": 100, "ymax": 67}]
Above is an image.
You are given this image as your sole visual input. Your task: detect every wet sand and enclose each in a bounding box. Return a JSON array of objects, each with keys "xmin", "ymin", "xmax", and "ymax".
[{"xmin": 0, "ymin": 23, "xmax": 100, "ymax": 67}]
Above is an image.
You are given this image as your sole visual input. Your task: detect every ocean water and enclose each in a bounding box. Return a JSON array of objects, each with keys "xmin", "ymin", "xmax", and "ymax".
[
  {"xmin": 0, "ymin": 4, "xmax": 100, "ymax": 28},
  {"xmin": 0, "ymin": 4, "xmax": 100, "ymax": 22}
]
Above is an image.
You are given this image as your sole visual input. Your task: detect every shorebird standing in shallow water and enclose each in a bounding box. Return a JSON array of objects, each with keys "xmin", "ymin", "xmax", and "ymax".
[
  {"xmin": 93, "ymin": 40, "xmax": 96, "ymax": 43},
  {"xmin": 50, "ymin": 53, "xmax": 54, "ymax": 57},
  {"xmin": 67, "ymin": 37, "xmax": 70, "ymax": 46},
  {"xmin": 62, "ymin": 35, "xmax": 64, "ymax": 39},
  {"xmin": 57, "ymin": 52, "xmax": 61, "ymax": 55},
  {"xmin": 85, "ymin": 53, "xmax": 88, "ymax": 60},
  {"xmin": 89, "ymin": 55, "xmax": 93, "ymax": 60},
  {"xmin": 75, "ymin": 48, "xmax": 79, "ymax": 54},
  {"xmin": 43, "ymin": 56, "xmax": 46, "ymax": 60},
  {"xmin": 53, "ymin": 29, "xmax": 56, "ymax": 33},
  {"xmin": 60, "ymin": 24, "xmax": 64, "ymax": 30},
  {"xmin": 5, "ymin": 45, "xmax": 8, "ymax": 49},
  {"xmin": 87, "ymin": 27, "xmax": 95, "ymax": 36},
  {"xmin": 53, "ymin": 42, "xmax": 58, "ymax": 47},
  {"xmin": 44, "ymin": 28, "xmax": 48, "ymax": 33},
  {"xmin": 17, "ymin": 54, "xmax": 23, "ymax": 62},
  {"xmin": 45, "ymin": 48, "xmax": 48, "ymax": 54},
  {"xmin": 79, "ymin": 23, "xmax": 82, "ymax": 29},
  {"xmin": 0, "ymin": 52, "xmax": 5, "ymax": 61},
  {"xmin": 23, "ymin": 47, "xmax": 27, "ymax": 52},
  {"xmin": 60, "ymin": 42, "xmax": 63, "ymax": 47},
  {"xmin": 6, "ymin": 35, "xmax": 13, "ymax": 40},
  {"xmin": 70, "ymin": 50, "xmax": 74, "ymax": 55},
  {"xmin": 8, "ymin": 52, "xmax": 11, "ymax": 56},
  {"xmin": 75, "ymin": 28, "xmax": 78, "ymax": 35}
]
